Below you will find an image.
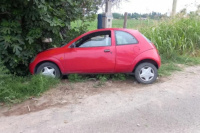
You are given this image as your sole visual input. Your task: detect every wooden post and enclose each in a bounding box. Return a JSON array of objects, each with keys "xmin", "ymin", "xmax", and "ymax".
[
  {"xmin": 171, "ymin": 0, "xmax": 177, "ymax": 16},
  {"xmin": 123, "ymin": 12, "xmax": 128, "ymax": 28}
]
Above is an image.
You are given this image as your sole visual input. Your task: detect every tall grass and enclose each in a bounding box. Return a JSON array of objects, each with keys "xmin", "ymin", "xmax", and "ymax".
[
  {"xmin": 141, "ymin": 15, "xmax": 200, "ymax": 59},
  {"xmin": 139, "ymin": 14, "xmax": 200, "ymax": 76}
]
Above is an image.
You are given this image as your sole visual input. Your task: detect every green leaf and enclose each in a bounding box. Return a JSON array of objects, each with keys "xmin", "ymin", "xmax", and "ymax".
[
  {"xmin": 3, "ymin": 36, "xmax": 12, "ymax": 43},
  {"xmin": 13, "ymin": 45, "xmax": 22, "ymax": 56},
  {"xmin": 26, "ymin": 37, "xmax": 34, "ymax": 44},
  {"xmin": 0, "ymin": 27, "xmax": 11, "ymax": 34}
]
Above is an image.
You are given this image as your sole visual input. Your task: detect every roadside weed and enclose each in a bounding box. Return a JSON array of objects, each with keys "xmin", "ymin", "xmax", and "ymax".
[{"xmin": 0, "ymin": 74, "xmax": 59, "ymax": 104}]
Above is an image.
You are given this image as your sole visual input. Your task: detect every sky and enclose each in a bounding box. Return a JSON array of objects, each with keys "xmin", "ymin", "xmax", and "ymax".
[{"xmin": 108, "ymin": 0, "xmax": 200, "ymax": 14}]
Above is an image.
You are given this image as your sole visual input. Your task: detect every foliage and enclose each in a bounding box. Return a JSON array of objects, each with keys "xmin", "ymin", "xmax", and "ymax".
[
  {"xmin": 0, "ymin": 0, "xmax": 99, "ymax": 75},
  {"xmin": 98, "ymin": 0, "xmax": 129, "ymax": 8},
  {"xmin": 96, "ymin": 74, "xmax": 110, "ymax": 82},
  {"xmin": 0, "ymin": 59, "xmax": 10, "ymax": 85},
  {"xmin": 112, "ymin": 13, "xmax": 124, "ymax": 19}
]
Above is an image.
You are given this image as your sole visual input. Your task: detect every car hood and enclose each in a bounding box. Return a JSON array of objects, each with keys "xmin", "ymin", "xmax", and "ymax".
[{"xmin": 37, "ymin": 47, "xmax": 64, "ymax": 57}]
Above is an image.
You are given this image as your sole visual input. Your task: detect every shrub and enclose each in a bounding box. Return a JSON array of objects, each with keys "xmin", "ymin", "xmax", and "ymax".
[{"xmin": 0, "ymin": 0, "xmax": 99, "ymax": 75}]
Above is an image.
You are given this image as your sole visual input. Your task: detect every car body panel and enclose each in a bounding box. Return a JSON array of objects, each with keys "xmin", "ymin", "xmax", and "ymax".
[
  {"xmin": 113, "ymin": 30, "xmax": 154, "ymax": 73},
  {"xmin": 130, "ymin": 49, "xmax": 161, "ymax": 72},
  {"xmin": 61, "ymin": 30, "xmax": 115, "ymax": 73},
  {"xmin": 29, "ymin": 48, "xmax": 66, "ymax": 74},
  {"xmin": 63, "ymin": 46, "xmax": 115, "ymax": 73}
]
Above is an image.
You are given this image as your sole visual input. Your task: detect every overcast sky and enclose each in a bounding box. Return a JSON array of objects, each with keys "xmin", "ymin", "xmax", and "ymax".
[{"xmin": 109, "ymin": 0, "xmax": 200, "ymax": 14}]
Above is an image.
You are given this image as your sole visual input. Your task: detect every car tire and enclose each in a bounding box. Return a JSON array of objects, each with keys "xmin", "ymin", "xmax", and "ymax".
[
  {"xmin": 134, "ymin": 62, "xmax": 158, "ymax": 84},
  {"xmin": 36, "ymin": 62, "xmax": 61, "ymax": 78}
]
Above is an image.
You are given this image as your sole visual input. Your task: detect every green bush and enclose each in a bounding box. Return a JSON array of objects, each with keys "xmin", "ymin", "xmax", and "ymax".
[{"xmin": 0, "ymin": 0, "xmax": 99, "ymax": 75}]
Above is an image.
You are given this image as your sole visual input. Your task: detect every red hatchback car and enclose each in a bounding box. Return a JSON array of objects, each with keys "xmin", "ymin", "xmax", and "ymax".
[{"xmin": 29, "ymin": 28, "xmax": 161, "ymax": 84}]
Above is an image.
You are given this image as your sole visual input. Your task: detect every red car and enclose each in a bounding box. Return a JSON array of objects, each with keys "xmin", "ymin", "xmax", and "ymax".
[{"xmin": 29, "ymin": 28, "xmax": 161, "ymax": 84}]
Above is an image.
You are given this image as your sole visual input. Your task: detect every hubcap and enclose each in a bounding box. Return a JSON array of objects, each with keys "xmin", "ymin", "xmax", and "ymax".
[
  {"xmin": 41, "ymin": 66, "xmax": 56, "ymax": 78},
  {"xmin": 139, "ymin": 66, "xmax": 154, "ymax": 82}
]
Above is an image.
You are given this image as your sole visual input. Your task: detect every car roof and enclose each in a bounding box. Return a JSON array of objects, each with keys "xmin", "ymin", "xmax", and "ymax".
[
  {"xmin": 83, "ymin": 28, "xmax": 140, "ymax": 37},
  {"xmin": 90, "ymin": 28, "xmax": 138, "ymax": 32}
]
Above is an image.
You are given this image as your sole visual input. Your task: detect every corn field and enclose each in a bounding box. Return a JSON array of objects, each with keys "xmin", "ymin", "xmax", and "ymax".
[{"xmin": 141, "ymin": 15, "xmax": 200, "ymax": 59}]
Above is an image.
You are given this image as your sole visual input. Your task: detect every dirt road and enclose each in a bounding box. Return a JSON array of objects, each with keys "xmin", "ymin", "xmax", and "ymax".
[{"xmin": 0, "ymin": 66, "xmax": 200, "ymax": 133}]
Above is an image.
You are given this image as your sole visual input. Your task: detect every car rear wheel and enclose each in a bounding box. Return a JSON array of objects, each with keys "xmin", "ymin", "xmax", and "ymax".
[
  {"xmin": 36, "ymin": 62, "xmax": 61, "ymax": 78},
  {"xmin": 135, "ymin": 62, "xmax": 158, "ymax": 84}
]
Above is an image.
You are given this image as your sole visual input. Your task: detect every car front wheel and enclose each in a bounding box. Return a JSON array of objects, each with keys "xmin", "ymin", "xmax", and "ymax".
[
  {"xmin": 135, "ymin": 62, "xmax": 158, "ymax": 84},
  {"xmin": 36, "ymin": 62, "xmax": 61, "ymax": 78}
]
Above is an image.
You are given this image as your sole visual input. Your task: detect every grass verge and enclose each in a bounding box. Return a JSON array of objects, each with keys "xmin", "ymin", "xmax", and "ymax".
[
  {"xmin": 0, "ymin": 63, "xmax": 59, "ymax": 104},
  {"xmin": 159, "ymin": 56, "xmax": 200, "ymax": 76}
]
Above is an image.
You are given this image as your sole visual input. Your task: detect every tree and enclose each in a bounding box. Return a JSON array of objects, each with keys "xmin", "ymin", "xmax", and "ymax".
[
  {"xmin": 131, "ymin": 13, "xmax": 140, "ymax": 19},
  {"xmin": 98, "ymin": 0, "xmax": 127, "ymax": 7},
  {"xmin": 112, "ymin": 13, "xmax": 123, "ymax": 19},
  {"xmin": 149, "ymin": 12, "xmax": 162, "ymax": 19},
  {"xmin": 98, "ymin": 0, "xmax": 129, "ymax": 11},
  {"xmin": 0, "ymin": 0, "xmax": 100, "ymax": 75}
]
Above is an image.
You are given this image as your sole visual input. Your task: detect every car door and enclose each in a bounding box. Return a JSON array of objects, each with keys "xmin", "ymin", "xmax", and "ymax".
[
  {"xmin": 114, "ymin": 30, "xmax": 140, "ymax": 73},
  {"xmin": 64, "ymin": 30, "xmax": 115, "ymax": 73}
]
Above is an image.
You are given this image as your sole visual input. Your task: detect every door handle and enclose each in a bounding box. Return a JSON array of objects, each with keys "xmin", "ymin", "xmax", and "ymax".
[{"xmin": 104, "ymin": 49, "xmax": 110, "ymax": 52}]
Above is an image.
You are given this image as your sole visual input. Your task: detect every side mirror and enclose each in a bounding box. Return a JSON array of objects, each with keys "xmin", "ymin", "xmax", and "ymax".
[{"xmin": 70, "ymin": 43, "xmax": 76, "ymax": 48}]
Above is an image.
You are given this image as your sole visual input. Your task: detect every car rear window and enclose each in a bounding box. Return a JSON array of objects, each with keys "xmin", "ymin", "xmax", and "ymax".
[{"xmin": 115, "ymin": 31, "xmax": 138, "ymax": 45}]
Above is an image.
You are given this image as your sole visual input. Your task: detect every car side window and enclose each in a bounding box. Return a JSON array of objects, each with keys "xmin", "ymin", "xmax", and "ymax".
[
  {"xmin": 74, "ymin": 31, "xmax": 111, "ymax": 48},
  {"xmin": 115, "ymin": 31, "xmax": 138, "ymax": 45}
]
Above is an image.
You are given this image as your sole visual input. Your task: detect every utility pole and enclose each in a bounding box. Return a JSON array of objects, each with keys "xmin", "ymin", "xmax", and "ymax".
[
  {"xmin": 123, "ymin": 12, "xmax": 128, "ymax": 28},
  {"xmin": 102, "ymin": 0, "xmax": 113, "ymax": 28},
  {"xmin": 171, "ymin": 0, "xmax": 177, "ymax": 16}
]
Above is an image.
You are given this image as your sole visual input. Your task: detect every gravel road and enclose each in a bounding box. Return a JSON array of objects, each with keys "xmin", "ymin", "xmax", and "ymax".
[{"xmin": 0, "ymin": 66, "xmax": 200, "ymax": 133}]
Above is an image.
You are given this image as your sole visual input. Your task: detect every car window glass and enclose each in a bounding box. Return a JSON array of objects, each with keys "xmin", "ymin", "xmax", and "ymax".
[
  {"xmin": 74, "ymin": 31, "xmax": 111, "ymax": 48},
  {"xmin": 115, "ymin": 31, "xmax": 138, "ymax": 45}
]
